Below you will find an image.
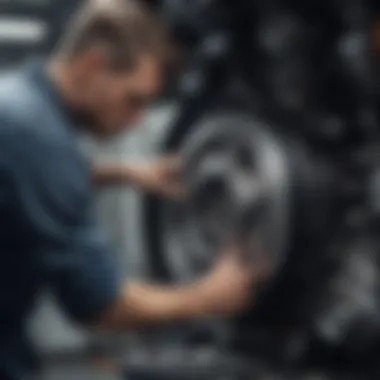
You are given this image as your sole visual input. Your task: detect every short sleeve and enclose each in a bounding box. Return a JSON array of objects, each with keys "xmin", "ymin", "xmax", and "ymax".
[{"xmin": 0, "ymin": 120, "xmax": 121, "ymax": 322}]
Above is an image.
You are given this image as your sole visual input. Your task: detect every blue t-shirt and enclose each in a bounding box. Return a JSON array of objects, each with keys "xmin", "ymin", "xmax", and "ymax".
[{"xmin": 0, "ymin": 61, "xmax": 121, "ymax": 379}]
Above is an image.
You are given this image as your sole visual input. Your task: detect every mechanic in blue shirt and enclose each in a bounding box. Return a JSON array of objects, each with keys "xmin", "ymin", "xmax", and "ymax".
[{"xmin": 0, "ymin": 0, "xmax": 267, "ymax": 378}]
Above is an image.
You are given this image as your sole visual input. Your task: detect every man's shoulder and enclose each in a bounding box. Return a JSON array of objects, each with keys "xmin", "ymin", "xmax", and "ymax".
[
  {"xmin": 0, "ymin": 67, "xmax": 79, "ymax": 157},
  {"xmin": 0, "ymin": 68, "xmax": 41, "ymax": 126},
  {"xmin": 0, "ymin": 70, "xmax": 89, "ymax": 191},
  {"xmin": 0, "ymin": 66, "xmax": 66, "ymax": 141}
]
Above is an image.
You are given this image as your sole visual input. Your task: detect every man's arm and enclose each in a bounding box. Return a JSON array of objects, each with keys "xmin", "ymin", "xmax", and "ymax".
[
  {"xmin": 5, "ymin": 124, "xmax": 255, "ymax": 328},
  {"xmin": 92, "ymin": 162, "xmax": 143, "ymax": 186},
  {"xmin": 92, "ymin": 158, "xmax": 185, "ymax": 200},
  {"xmin": 94, "ymin": 247, "xmax": 259, "ymax": 330},
  {"xmin": 94, "ymin": 282, "xmax": 206, "ymax": 331}
]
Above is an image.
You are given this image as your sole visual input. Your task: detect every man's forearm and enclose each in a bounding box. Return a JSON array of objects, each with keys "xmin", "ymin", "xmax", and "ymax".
[
  {"xmin": 92, "ymin": 163, "xmax": 139, "ymax": 186},
  {"xmin": 95, "ymin": 282, "xmax": 208, "ymax": 331}
]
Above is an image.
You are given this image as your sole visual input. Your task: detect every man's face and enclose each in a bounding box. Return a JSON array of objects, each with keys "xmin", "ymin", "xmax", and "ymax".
[{"xmin": 74, "ymin": 52, "xmax": 163, "ymax": 136}]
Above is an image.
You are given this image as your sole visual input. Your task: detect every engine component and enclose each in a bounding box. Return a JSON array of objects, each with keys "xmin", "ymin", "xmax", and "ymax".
[
  {"xmin": 315, "ymin": 239, "xmax": 380, "ymax": 351},
  {"xmin": 255, "ymin": 9, "xmax": 316, "ymax": 113}
]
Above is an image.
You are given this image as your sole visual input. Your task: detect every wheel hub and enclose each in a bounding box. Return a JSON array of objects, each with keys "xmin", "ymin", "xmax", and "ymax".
[
  {"xmin": 161, "ymin": 114, "xmax": 292, "ymax": 283},
  {"xmin": 187, "ymin": 143, "xmax": 264, "ymax": 248}
]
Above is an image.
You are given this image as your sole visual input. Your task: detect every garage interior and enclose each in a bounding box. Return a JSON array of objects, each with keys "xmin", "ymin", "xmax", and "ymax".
[{"xmin": 2, "ymin": 0, "xmax": 380, "ymax": 379}]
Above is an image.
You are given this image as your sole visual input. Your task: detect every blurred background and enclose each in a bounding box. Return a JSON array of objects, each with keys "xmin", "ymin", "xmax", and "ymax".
[{"xmin": 3, "ymin": 0, "xmax": 380, "ymax": 379}]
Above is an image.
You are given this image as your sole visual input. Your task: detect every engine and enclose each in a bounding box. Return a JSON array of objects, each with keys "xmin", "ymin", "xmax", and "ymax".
[{"xmin": 138, "ymin": 0, "xmax": 380, "ymax": 378}]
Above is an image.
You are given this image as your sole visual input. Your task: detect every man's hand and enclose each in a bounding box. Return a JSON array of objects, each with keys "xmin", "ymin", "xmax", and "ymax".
[
  {"xmin": 195, "ymin": 238, "xmax": 271, "ymax": 316},
  {"xmin": 93, "ymin": 155, "xmax": 186, "ymax": 201},
  {"xmin": 132, "ymin": 155, "xmax": 186, "ymax": 200}
]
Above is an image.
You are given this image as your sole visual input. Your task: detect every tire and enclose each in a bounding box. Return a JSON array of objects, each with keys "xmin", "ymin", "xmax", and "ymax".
[{"xmin": 142, "ymin": 109, "xmax": 334, "ymax": 359}]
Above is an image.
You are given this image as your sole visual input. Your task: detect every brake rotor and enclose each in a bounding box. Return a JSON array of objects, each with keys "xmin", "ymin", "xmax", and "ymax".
[{"xmin": 160, "ymin": 113, "xmax": 292, "ymax": 283}]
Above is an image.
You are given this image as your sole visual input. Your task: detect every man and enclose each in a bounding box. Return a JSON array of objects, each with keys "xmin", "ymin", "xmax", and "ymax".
[{"xmin": 0, "ymin": 0, "xmax": 268, "ymax": 378}]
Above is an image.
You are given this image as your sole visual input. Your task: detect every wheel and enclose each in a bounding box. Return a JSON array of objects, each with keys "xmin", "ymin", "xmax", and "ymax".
[
  {"xmin": 144, "ymin": 110, "xmax": 330, "ymax": 277},
  {"xmin": 165, "ymin": 113, "xmax": 291, "ymax": 283},
  {"xmin": 142, "ymin": 110, "xmax": 333, "ymax": 357}
]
